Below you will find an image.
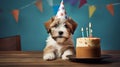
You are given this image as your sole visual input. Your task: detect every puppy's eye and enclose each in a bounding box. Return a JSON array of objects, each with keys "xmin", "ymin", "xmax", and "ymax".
[
  {"xmin": 64, "ymin": 24, "xmax": 68, "ymax": 28},
  {"xmin": 54, "ymin": 24, "xmax": 58, "ymax": 28}
]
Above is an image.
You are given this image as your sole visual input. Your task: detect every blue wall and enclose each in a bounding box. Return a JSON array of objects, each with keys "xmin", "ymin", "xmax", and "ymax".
[{"xmin": 0, "ymin": 0, "xmax": 120, "ymax": 51}]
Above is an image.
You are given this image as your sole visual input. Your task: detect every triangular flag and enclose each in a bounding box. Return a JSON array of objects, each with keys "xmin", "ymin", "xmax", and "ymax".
[
  {"xmin": 35, "ymin": 0, "xmax": 43, "ymax": 12},
  {"xmin": 89, "ymin": 5, "xmax": 96, "ymax": 18},
  {"xmin": 11, "ymin": 9, "xmax": 19, "ymax": 23},
  {"xmin": 47, "ymin": 0, "xmax": 53, "ymax": 7},
  {"xmin": 79, "ymin": 0, "xmax": 87, "ymax": 8},
  {"xmin": 106, "ymin": 4, "xmax": 114, "ymax": 16}
]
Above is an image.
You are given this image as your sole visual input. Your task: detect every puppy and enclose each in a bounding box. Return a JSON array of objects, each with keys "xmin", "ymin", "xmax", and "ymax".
[{"xmin": 43, "ymin": 17, "xmax": 77, "ymax": 61}]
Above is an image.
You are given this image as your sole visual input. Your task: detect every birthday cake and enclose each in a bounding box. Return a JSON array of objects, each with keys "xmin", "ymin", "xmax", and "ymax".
[
  {"xmin": 76, "ymin": 37, "xmax": 101, "ymax": 58},
  {"xmin": 76, "ymin": 23, "xmax": 101, "ymax": 58}
]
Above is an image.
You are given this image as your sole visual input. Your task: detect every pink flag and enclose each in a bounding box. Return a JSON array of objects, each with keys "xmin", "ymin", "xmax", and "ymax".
[
  {"xmin": 35, "ymin": 0, "xmax": 43, "ymax": 12},
  {"xmin": 79, "ymin": 0, "xmax": 87, "ymax": 8},
  {"xmin": 106, "ymin": 4, "xmax": 114, "ymax": 16},
  {"xmin": 11, "ymin": 9, "xmax": 19, "ymax": 23}
]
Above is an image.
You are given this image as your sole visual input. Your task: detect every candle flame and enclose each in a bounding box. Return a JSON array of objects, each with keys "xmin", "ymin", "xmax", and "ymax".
[
  {"xmin": 81, "ymin": 27, "xmax": 84, "ymax": 31},
  {"xmin": 89, "ymin": 22, "xmax": 91, "ymax": 28}
]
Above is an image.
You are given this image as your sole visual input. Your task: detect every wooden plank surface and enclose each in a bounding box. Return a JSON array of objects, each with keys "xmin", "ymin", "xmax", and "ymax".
[{"xmin": 0, "ymin": 51, "xmax": 120, "ymax": 67}]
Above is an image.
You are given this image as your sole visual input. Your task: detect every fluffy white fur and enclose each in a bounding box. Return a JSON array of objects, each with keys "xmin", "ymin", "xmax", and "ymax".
[{"xmin": 43, "ymin": 35, "xmax": 74, "ymax": 60}]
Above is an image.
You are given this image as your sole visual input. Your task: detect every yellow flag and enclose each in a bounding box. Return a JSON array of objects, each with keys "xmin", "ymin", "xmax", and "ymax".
[{"xmin": 89, "ymin": 5, "xmax": 96, "ymax": 18}]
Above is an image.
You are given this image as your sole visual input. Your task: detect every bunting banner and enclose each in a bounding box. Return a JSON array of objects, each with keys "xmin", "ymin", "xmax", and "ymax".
[
  {"xmin": 53, "ymin": 5, "xmax": 60, "ymax": 14},
  {"xmin": 89, "ymin": 5, "xmax": 96, "ymax": 18},
  {"xmin": 106, "ymin": 4, "xmax": 114, "ymax": 16},
  {"xmin": 11, "ymin": 9, "xmax": 19, "ymax": 23},
  {"xmin": 1, "ymin": 0, "xmax": 120, "ymax": 23},
  {"xmin": 47, "ymin": 0, "xmax": 53, "ymax": 7},
  {"xmin": 79, "ymin": 0, "xmax": 87, "ymax": 8},
  {"xmin": 35, "ymin": 0, "xmax": 43, "ymax": 12}
]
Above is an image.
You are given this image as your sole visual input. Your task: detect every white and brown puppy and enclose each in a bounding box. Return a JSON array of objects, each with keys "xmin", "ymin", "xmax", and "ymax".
[{"xmin": 43, "ymin": 17, "xmax": 77, "ymax": 61}]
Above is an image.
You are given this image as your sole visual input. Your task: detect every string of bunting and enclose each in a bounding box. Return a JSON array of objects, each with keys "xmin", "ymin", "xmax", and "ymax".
[
  {"xmin": 65, "ymin": 0, "xmax": 120, "ymax": 18},
  {"xmin": 0, "ymin": 0, "xmax": 120, "ymax": 23},
  {"xmin": 1, "ymin": 0, "xmax": 43, "ymax": 23}
]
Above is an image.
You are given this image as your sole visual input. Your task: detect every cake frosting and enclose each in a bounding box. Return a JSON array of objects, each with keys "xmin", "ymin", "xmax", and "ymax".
[
  {"xmin": 76, "ymin": 37, "xmax": 100, "ymax": 47},
  {"xmin": 76, "ymin": 37, "xmax": 101, "ymax": 58}
]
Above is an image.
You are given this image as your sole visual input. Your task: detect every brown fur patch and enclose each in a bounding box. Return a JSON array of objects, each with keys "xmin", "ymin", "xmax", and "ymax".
[
  {"xmin": 44, "ymin": 17, "xmax": 55, "ymax": 33},
  {"xmin": 44, "ymin": 17, "xmax": 77, "ymax": 34},
  {"xmin": 43, "ymin": 45, "xmax": 56, "ymax": 55},
  {"xmin": 66, "ymin": 17, "xmax": 78, "ymax": 34}
]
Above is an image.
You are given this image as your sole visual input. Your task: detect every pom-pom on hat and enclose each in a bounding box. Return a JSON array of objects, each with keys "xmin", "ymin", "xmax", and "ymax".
[{"xmin": 55, "ymin": 0, "xmax": 68, "ymax": 22}]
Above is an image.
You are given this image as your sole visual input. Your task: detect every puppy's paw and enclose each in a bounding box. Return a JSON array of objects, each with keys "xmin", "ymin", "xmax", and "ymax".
[
  {"xmin": 62, "ymin": 50, "xmax": 73, "ymax": 60},
  {"xmin": 62, "ymin": 55, "xmax": 69, "ymax": 60},
  {"xmin": 43, "ymin": 53, "xmax": 56, "ymax": 61}
]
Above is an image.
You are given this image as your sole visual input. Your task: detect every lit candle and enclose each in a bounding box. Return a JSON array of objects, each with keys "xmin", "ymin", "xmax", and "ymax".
[
  {"xmin": 89, "ymin": 22, "xmax": 92, "ymax": 37},
  {"xmin": 89, "ymin": 22, "xmax": 91, "ymax": 28},
  {"xmin": 90, "ymin": 29, "xmax": 92, "ymax": 37},
  {"xmin": 86, "ymin": 27, "xmax": 88, "ymax": 37},
  {"xmin": 81, "ymin": 27, "xmax": 84, "ymax": 37}
]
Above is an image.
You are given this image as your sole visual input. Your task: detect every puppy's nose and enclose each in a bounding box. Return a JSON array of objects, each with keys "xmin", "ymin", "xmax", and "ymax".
[{"xmin": 59, "ymin": 31, "xmax": 63, "ymax": 35}]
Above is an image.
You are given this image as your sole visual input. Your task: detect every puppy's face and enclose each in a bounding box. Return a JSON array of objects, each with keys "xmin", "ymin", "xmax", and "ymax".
[{"xmin": 45, "ymin": 17, "xmax": 77, "ymax": 43}]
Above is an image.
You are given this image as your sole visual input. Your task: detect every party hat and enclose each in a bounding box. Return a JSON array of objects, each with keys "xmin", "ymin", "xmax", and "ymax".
[{"xmin": 55, "ymin": 0, "xmax": 68, "ymax": 21}]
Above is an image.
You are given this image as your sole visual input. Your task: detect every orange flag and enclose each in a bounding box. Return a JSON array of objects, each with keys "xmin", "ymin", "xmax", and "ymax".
[
  {"xmin": 106, "ymin": 4, "xmax": 114, "ymax": 16},
  {"xmin": 11, "ymin": 9, "xmax": 19, "ymax": 23},
  {"xmin": 35, "ymin": 0, "xmax": 43, "ymax": 12}
]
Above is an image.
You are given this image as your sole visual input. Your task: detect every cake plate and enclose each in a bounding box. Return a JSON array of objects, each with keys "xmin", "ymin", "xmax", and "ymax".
[{"xmin": 68, "ymin": 54, "xmax": 112, "ymax": 63}]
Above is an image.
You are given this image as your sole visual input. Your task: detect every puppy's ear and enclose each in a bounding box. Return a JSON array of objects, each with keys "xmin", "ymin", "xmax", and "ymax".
[
  {"xmin": 68, "ymin": 17, "xmax": 78, "ymax": 34},
  {"xmin": 44, "ymin": 17, "xmax": 54, "ymax": 33}
]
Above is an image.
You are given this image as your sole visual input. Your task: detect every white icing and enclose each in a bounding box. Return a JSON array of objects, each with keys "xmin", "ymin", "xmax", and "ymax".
[{"xmin": 76, "ymin": 37, "xmax": 100, "ymax": 47}]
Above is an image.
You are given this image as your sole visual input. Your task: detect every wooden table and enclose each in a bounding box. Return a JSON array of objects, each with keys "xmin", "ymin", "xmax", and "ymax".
[{"xmin": 0, "ymin": 51, "xmax": 120, "ymax": 67}]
